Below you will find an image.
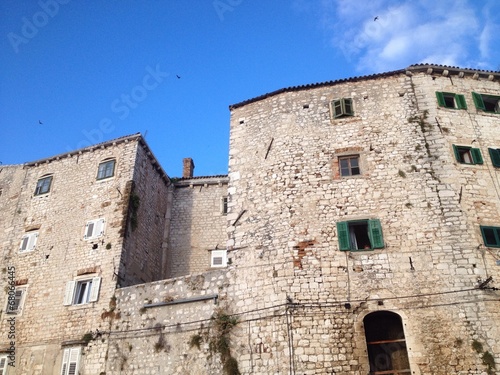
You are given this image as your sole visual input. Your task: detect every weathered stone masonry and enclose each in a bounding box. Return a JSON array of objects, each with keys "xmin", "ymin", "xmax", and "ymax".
[{"xmin": 1, "ymin": 65, "xmax": 500, "ymax": 374}]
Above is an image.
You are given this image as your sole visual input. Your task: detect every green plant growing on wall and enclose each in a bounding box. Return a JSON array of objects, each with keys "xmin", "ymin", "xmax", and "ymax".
[
  {"xmin": 189, "ymin": 308, "xmax": 240, "ymax": 375},
  {"xmin": 398, "ymin": 170, "xmax": 406, "ymax": 178},
  {"xmin": 472, "ymin": 339, "xmax": 483, "ymax": 353},
  {"xmin": 106, "ymin": 242, "xmax": 112, "ymax": 250},
  {"xmin": 482, "ymin": 351, "xmax": 496, "ymax": 374},
  {"xmin": 82, "ymin": 332, "xmax": 93, "ymax": 344},
  {"xmin": 129, "ymin": 193, "xmax": 140, "ymax": 231}
]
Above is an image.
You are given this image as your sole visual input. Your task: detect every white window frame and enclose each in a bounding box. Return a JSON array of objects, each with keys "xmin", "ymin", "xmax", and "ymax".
[
  {"xmin": 96, "ymin": 159, "xmax": 116, "ymax": 180},
  {"xmin": 211, "ymin": 250, "xmax": 227, "ymax": 268},
  {"xmin": 63, "ymin": 277, "xmax": 101, "ymax": 306},
  {"xmin": 60, "ymin": 347, "xmax": 81, "ymax": 375},
  {"xmin": 0, "ymin": 355, "xmax": 8, "ymax": 375},
  {"xmin": 20, "ymin": 232, "xmax": 38, "ymax": 252},
  {"xmin": 6, "ymin": 285, "xmax": 27, "ymax": 316},
  {"xmin": 83, "ymin": 218, "xmax": 105, "ymax": 240}
]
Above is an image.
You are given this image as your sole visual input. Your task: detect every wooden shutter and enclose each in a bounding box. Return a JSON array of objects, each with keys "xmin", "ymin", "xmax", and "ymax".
[
  {"xmin": 435, "ymin": 92, "xmax": 445, "ymax": 107},
  {"xmin": 471, "ymin": 148, "xmax": 483, "ymax": 164},
  {"xmin": 456, "ymin": 94, "xmax": 467, "ymax": 109},
  {"xmin": 332, "ymin": 99, "xmax": 342, "ymax": 118},
  {"xmin": 452, "ymin": 145, "xmax": 461, "ymax": 162},
  {"xmin": 343, "ymin": 98, "xmax": 353, "ymax": 115},
  {"xmin": 488, "ymin": 148, "xmax": 500, "ymax": 167},
  {"xmin": 27, "ymin": 233, "xmax": 38, "ymax": 251},
  {"xmin": 63, "ymin": 281, "xmax": 76, "ymax": 306},
  {"xmin": 95, "ymin": 218, "xmax": 105, "ymax": 237},
  {"xmin": 60, "ymin": 348, "xmax": 70, "ymax": 375},
  {"xmin": 89, "ymin": 277, "xmax": 101, "ymax": 302},
  {"xmin": 368, "ymin": 219, "xmax": 384, "ymax": 249},
  {"xmin": 336, "ymin": 222, "xmax": 350, "ymax": 251},
  {"xmin": 472, "ymin": 92, "xmax": 485, "ymax": 110}
]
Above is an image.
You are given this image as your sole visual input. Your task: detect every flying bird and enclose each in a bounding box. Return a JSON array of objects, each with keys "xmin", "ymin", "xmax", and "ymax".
[
  {"xmin": 176, "ymin": 75, "xmax": 181, "ymax": 79},
  {"xmin": 374, "ymin": 16, "xmax": 379, "ymax": 21},
  {"xmin": 38, "ymin": 120, "xmax": 43, "ymax": 125}
]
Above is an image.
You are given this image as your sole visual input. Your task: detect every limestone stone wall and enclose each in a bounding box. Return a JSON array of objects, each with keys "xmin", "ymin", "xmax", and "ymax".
[
  {"xmin": 0, "ymin": 135, "xmax": 171, "ymax": 374},
  {"xmin": 166, "ymin": 177, "xmax": 228, "ymax": 278}
]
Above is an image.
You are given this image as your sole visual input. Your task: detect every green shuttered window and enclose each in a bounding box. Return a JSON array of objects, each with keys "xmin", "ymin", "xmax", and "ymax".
[
  {"xmin": 436, "ymin": 92, "xmax": 467, "ymax": 109},
  {"xmin": 452, "ymin": 145, "xmax": 483, "ymax": 165},
  {"xmin": 337, "ymin": 219, "xmax": 384, "ymax": 251},
  {"xmin": 488, "ymin": 148, "xmax": 500, "ymax": 167}
]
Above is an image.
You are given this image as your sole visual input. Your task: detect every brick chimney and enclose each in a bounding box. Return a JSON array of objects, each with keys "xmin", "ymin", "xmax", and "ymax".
[{"xmin": 182, "ymin": 158, "xmax": 195, "ymax": 178}]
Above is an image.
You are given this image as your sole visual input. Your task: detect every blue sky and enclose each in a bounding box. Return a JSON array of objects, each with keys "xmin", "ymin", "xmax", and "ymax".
[{"xmin": 1, "ymin": 0, "xmax": 499, "ymax": 177}]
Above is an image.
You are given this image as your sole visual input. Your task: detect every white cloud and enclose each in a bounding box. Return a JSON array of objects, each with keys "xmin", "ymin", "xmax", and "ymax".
[{"xmin": 321, "ymin": 0, "xmax": 500, "ymax": 72}]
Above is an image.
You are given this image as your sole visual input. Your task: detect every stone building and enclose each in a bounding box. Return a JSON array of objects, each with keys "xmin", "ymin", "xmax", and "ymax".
[{"xmin": 1, "ymin": 64, "xmax": 500, "ymax": 374}]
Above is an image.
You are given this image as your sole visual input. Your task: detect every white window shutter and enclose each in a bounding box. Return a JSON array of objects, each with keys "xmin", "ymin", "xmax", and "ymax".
[
  {"xmin": 89, "ymin": 277, "xmax": 101, "ymax": 302},
  {"xmin": 84, "ymin": 221, "xmax": 94, "ymax": 239},
  {"xmin": 28, "ymin": 233, "xmax": 38, "ymax": 251},
  {"xmin": 96, "ymin": 218, "xmax": 105, "ymax": 237},
  {"xmin": 211, "ymin": 250, "xmax": 227, "ymax": 267},
  {"xmin": 63, "ymin": 281, "xmax": 76, "ymax": 306},
  {"xmin": 20, "ymin": 235, "xmax": 29, "ymax": 251},
  {"xmin": 67, "ymin": 348, "xmax": 80, "ymax": 375},
  {"xmin": 60, "ymin": 348, "xmax": 70, "ymax": 375}
]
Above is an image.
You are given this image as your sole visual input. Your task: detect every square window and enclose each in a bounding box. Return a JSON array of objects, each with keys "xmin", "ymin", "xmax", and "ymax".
[
  {"xmin": 6, "ymin": 286, "xmax": 27, "ymax": 315},
  {"xmin": 436, "ymin": 92, "xmax": 467, "ymax": 109},
  {"xmin": 211, "ymin": 250, "xmax": 227, "ymax": 267},
  {"xmin": 337, "ymin": 219, "xmax": 384, "ymax": 251},
  {"xmin": 339, "ymin": 156, "xmax": 360, "ymax": 177},
  {"xmin": 97, "ymin": 159, "xmax": 116, "ymax": 180},
  {"xmin": 330, "ymin": 98, "xmax": 353, "ymax": 119},
  {"xmin": 60, "ymin": 347, "xmax": 81, "ymax": 375},
  {"xmin": 453, "ymin": 145, "xmax": 483, "ymax": 165},
  {"xmin": 480, "ymin": 226, "xmax": 500, "ymax": 248},
  {"xmin": 84, "ymin": 218, "xmax": 105, "ymax": 240},
  {"xmin": 20, "ymin": 232, "xmax": 38, "ymax": 252},
  {"xmin": 472, "ymin": 92, "xmax": 500, "ymax": 114},
  {"xmin": 34, "ymin": 175, "xmax": 52, "ymax": 195},
  {"xmin": 63, "ymin": 277, "xmax": 101, "ymax": 306}
]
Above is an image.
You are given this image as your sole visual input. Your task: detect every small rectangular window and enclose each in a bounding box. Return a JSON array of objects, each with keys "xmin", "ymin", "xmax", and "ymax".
[
  {"xmin": 97, "ymin": 159, "xmax": 116, "ymax": 180},
  {"xmin": 211, "ymin": 249, "xmax": 227, "ymax": 267},
  {"xmin": 84, "ymin": 218, "xmax": 105, "ymax": 240},
  {"xmin": 480, "ymin": 226, "xmax": 500, "ymax": 248},
  {"xmin": 6, "ymin": 286, "xmax": 27, "ymax": 315},
  {"xmin": 472, "ymin": 92, "xmax": 500, "ymax": 114},
  {"xmin": 330, "ymin": 98, "xmax": 353, "ymax": 118},
  {"xmin": 436, "ymin": 92, "xmax": 467, "ymax": 109},
  {"xmin": 221, "ymin": 196, "xmax": 228, "ymax": 215},
  {"xmin": 339, "ymin": 156, "xmax": 360, "ymax": 177},
  {"xmin": 488, "ymin": 148, "xmax": 500, "ymax": 167},
  {"xmin": 0, "ymin": 355, "xmax": 7, "ymax": 374},
  {"xmin": 61, "ymin": 347, "xmax": 81, "ymax": 375},
  {"xmin": 20, "ymin": 232, "xmax": 38, "ymax": 252},
  {"xmin": 337, "ymin": 219, "xmax": 384, "ymax": 251},
  {"xmin": 34, "ymin": 175, "xmax": 53, "ymax": 195},
  {"xmin": 453, "ymin": 145, "xmax": 483, "ymax": 165},
  {"xmin": 63, "ymin": 277, "xmax": 101, "ymax": 306}
]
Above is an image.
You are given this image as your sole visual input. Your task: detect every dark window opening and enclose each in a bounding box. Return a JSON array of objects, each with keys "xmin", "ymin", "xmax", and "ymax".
[
  {"xmin": 453, "ymin": 145, "xmax": 483, "ymax": 165},
  {"xmin": 337, "ymin": 219, "xmax": 384, "ymax": 251},
  {"xmin": 472, "ymin": 92, "xmax": 500, "ymax": 114},
  {"xmin": 350, "ymin": 222, "xmax": 371, "ymax": 250},
  {"xmin": 339, "ymin": 156, "xmax": 360, "ymax": 177},
  {"xmin": 364, "ymin": 311, "xmax": 411, "ymax": 375},
  {"xmin": 480, "ymin": 226, "xmax": 500, "ymax": 247},
  {"xmin": 34, "ymin": 175, "xmax": 53, "ymax": 195}
]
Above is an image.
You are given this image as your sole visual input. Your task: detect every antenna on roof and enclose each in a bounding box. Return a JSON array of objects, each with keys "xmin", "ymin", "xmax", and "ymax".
[{"xmin": 143, "ymin": 130, "xmax": 148, "ymax": 139}]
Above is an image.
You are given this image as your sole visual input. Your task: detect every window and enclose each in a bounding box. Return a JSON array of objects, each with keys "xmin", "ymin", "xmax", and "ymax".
[
  {"xmin": 488, "ymin": 148, "xmax": 500, "ymax": 168},
  {"xmin": 480, "ymin": 226, "xmax": 500, "ymax": 248},
  {"xmin": 364, "ymin": 311, "xmax": 411, "ymax": 374},
  {"xmin": 0, "ymin": 355, "xmax": 7, "ymax": 375},
  {"xmin": 211, "ymin": 250, "xmax": 227, "ymax": 267},
  {"xmin": 60, "ymin": 347, "xmax": 81, "ymax": 375},
  {"xmin": 19, "ymin": 232, "xmax": 38, "ymax": 252},
  {"xmin": 435, "ymin": 92, "xmax": 467, "ymax": 109},
  {"xmin": 330, "ymin": 98, "xmax": 353, "ymax": 118},
  {"xmin": 63, "ymin": 277, "xmax": 101, "ymax": 305},
  {"xmin": 84, "ymin": 218, "xmax": 105, "ymax": 240},
  {"xmin": 6, "ymin": 286, "xmax": 27, "ymax": 315},
  {"xmin": 452, "ymin": 145, "xmax": 483, "ymax": 165},
  {"xmin": 339, "ymin": 156, "xmax": 360, "ymax": 177},
  {"xmin": 97, "ymin": 159, "xmax": 116, "ymax": 180},
  {"xmin": 34, "ymin": 175, "xmax": 52, "ymax": 195},
  {"xmin": 472, "ymin": 92, "xmax": 500, "ymax": 113},
  {"xmin": 221, "ymin": 196, "xmax": 228, "ymax": 215},
  {"xmin": 336, "ymin": 219, "xmax": 384, "ymax": 251}
]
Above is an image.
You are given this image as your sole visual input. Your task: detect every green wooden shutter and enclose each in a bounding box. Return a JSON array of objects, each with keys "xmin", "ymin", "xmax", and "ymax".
[
  {"xmin": 343, "ymin": 98, "xmax": 353, "ymax": 115},
  {"xmin": 472, "ymin": 92, "xmax": 485, "ymax": 110},
  {"xmin": 435, "ymin": 92, "xmax": 445, "ymax": 107},
  {"xmin": 471, "ymin": 148, "xmax": 483, "ymax": 164},
  {"xmin": 456, "ymin": 94, "xmax": 467, "ymax": 109},
  {"xmin": 332, "ymin": 99, "xmax": 342, "ymax": 118},
  {"xmin": 337, "ymin": 222, "xmax": 350, "ymax": 251},
  {"xmin": 368, "ymin": 219, "xmax": 384, "ymax": 249},
  {"xmin": 452, "ymin": 145, "xmax": 461, "ymax": 162},
  {"xmin": 488, "ymin": 148, "xmax": 500, "ymax": 167}
]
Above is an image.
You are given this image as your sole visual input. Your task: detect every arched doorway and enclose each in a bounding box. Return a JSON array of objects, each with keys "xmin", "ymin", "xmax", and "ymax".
[{"xmin": 363, "ymin": 311, "xmax": 411, "ymax": 374}]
